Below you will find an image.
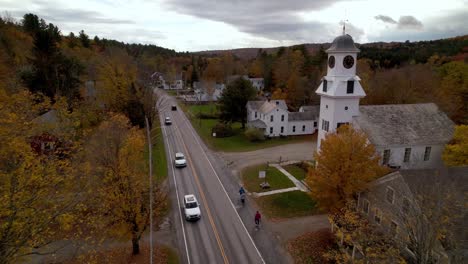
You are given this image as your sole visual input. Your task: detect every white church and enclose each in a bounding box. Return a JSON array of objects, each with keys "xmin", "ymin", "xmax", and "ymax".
[{"xmin": 316, "ymin": 33, "xmax": 454, "ymax": 169}]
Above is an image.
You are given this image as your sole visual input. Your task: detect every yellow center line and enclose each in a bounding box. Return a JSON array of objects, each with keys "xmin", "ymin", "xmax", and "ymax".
[{"xmin": 178, "ymin": 126, "xmax": 230, "ymax": 264}]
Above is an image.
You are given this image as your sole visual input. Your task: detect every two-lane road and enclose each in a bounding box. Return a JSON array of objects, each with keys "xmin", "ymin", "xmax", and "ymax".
[{"xmin": 158, "ymin": 92, "xmax": 265, "ymax": 264}]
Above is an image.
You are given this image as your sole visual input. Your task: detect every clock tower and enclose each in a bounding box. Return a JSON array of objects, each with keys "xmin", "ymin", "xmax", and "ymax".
[{"xmin": 316, "ymin": 34, "xmax": 366, "ymax": 152}]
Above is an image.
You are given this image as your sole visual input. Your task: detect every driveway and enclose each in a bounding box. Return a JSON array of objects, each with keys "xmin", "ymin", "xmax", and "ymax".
[{"xmin": 220, "ymin": 141, "xmax": 316, "ymax": 173}]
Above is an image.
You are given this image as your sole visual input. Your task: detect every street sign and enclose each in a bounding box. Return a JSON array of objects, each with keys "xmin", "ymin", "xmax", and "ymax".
[{"xmin": 259, "ymin": 171, "xmax": 266, "ymax": 179}]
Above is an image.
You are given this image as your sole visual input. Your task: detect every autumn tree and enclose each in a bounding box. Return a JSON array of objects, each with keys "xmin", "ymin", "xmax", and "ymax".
[
  {"xmin": 442, "ymin": 125, "xmax": 468, "ymax": 166},
  {"xmin": 0, "ymin": 90, "xmax": 85, "ymax": 263},
  {"xmin": 79, "ymin": 30, "xmax": 90, "ymax": 48},
  {"xmin": 306, "ymin": 125, "xmax": 388, "ymax": 212},
  {"xmin": 326, "ymin": 201, "xmax": 405, "ymax": 263},
  {"xmin": 218, "ymin": 77, "xmax": 256, "ymax": 128},
  {"xmin": 437, "ymin": 61, "xmax": 468, "ymax": 124},
  {"xmin": 86, "ymin": 114, "xmax": 166, "ymax": 255}
]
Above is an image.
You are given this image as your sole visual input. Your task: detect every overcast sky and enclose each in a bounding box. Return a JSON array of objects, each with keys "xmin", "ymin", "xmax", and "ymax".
[{"xmin": 2, "ymin": 0, "xmax": 467, "ymax": 52}]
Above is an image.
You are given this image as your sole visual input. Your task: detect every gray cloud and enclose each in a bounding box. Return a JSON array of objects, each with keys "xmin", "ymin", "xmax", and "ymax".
[
  {"xmin": 369, "ymin": 10, "xmax": 467, "ymax": 42},
  {"xmin": 10, "ymin": 0, "xmax": 134, "ymax": 24},
  {"xmin": 374, "ymin": 14, "xmax": 423, "ymax": 30},
  {"xmin": 397, "ymin": 16, "xmax": 423, "ymax": 29},
  {"xmin": 374, "ymin": 15, "xmax": 397, "ymax": 24},
  {"xmin": 164, "ymin": 0, "xmax": 349, "ymax": 42}
]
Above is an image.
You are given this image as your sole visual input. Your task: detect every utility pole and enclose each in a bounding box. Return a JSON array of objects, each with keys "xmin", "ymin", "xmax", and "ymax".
[{"xmin": 145, "ymin": 116, "xmax": 153, "ymax": 264}]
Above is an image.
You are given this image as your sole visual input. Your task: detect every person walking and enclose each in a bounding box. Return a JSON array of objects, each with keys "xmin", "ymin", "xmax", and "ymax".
[{"xmin": 254, "ymin": 211, "xmax": 261, "ymax": 227}]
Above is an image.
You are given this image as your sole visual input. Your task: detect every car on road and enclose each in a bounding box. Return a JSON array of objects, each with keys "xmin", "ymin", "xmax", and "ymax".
[
  {"xmin": 171, "ymin": 105, "xmax": 177, "ymax": 111},
  {"xmin": 174, "ymin": 152, "xmax": 187, "ymax": 168},
  {"xmin": 184, "ymin": 194, "xmax": 201, "ymax": 221},
  {"xmin": 165, "ymin": 116, "xmax": 172, "ymax": 125}
]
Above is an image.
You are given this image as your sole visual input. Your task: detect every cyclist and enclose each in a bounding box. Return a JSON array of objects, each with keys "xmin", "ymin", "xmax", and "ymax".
[
  {"xmin": 239, "ymin": 186, "xmax": 246, "ymax": 204},
  {"xmin": 255, "ymin": 211, "xmax": 261, "ymax": 227}
]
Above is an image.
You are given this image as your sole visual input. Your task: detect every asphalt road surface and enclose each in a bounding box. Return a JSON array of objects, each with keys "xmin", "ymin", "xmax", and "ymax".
[{"xmin": 156, "ymin": 90, "xmax": 290, "ymax": 264}]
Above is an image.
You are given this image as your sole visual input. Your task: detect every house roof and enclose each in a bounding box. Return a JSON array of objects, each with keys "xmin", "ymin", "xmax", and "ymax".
[
  {"xmin": 33, "ymin": 109, "xmax": 58, "ymax": 124},
  {"xmin": 289, "ymin": 111, "xmax": 316, "ymax": 121},
  {"xmin": 248, "ymin": 119, "xmax": 267, "ymax": 129},
  {"xmin": 354, "ymin": 103, "xmax": 454, "ymax": 147},
  {"xmin": 247, "ymin": 100, "xmax": 287, "ymax": 114},
  {"xmin": 373, "ymin": 167, "xmax": 468, "ymax": 258}
]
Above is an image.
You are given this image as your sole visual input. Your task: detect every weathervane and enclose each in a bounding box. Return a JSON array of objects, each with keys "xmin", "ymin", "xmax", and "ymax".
[{"xmin": 343, "ymin": 10, "xmax": 348, "ymax": 35}]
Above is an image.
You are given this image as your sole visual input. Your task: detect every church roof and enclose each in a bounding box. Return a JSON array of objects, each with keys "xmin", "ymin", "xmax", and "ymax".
[
  {"xmin": 354, "ymin": 103, "xmax": 454, "ymax": 147},
  {"xmin": 300, "ymin": 105, "xmax": 320, "ymax": 116},
  {"xmin": 248, "ymin": 119, "xmax": 267, "ymax": 129},
  {"xmin": 326, "ymin": 34, "xmax": 360, "ymax": 53},
  {"xmin": 289, "ymin": 111, "xmax": 316, "ymax": 121}
]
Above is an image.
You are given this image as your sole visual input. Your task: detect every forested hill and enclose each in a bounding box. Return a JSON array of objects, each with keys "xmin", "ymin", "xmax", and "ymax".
[{"xmin": 196, "ymin": 35, "xmax": 468, "ymax": 66}]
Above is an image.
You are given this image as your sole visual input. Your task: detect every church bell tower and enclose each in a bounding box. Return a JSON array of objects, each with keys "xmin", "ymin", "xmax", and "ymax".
[{"xmin": 316, "ymin": 33, "xmax": 366, "ymax": 152}]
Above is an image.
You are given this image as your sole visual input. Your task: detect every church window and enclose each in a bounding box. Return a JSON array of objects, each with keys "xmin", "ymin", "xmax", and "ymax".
[
  {"xmin": 402, "ymin": 198, "xmax": 410, "ymax": 215},
  {"xmin": 345, "ymin": 106, "xmax": 348, "ymax": 110},
  {"xmin": 362, "ymin": 199, "xmax": 369, "ymax": 214},
  {"xmin": 254, "ymin": 112, "xmax": 257, "ymax": 118},
  {"xmin": 270, "ymin": 115, "xmax": 274, "ymax": 122},
  {"xmin": 383, "ymin": 149, "xmax": 391, "ymax": 165},
  {"xmin": 303, "ymin": 125, "xmax": 306, "ymax": 131},
  {"xmin": 326, "ymin": 105, "xmax": 328, "ymax": 109},
  {"xmin": 386, "ymin": 187, "xmax": 394, "ymax": 204},
  {"xmin": 270, "ymin": 127, "xmax": 273, "ymax": 134},
  {"xmin": 390, "ymin": 221, "xmax": 398, "ymax": 237},
  {"xmin": 281, "ymin": 115, "xmax": 284, "ymax": 121},
  {"xmin": 404, "ymin": 148, "xmax": 411, "ymax": 162},
  {"xmin": 424, "ymin": 146, "xmax": 431, "ymax": 161},
  {"xmin": 292, "ymin": 126, "xmax": 296, "ymax": 132},
  {"xmin": 347, "ymin": 80, "xmax": 354, "ymax": 94},
  {"xmin": 280, "ymin": 126, "xmax": 284, "ymax": 133},
  {"xmin": 313, "ymin": 122, "xmax": 317, "ymax": 127},
  {"xmin": 322, "ymin": 80, "xmax": 327, "ymax": 92},
  {"xmin": 374, "ymin": 208, "xmax": 382, "ymax": 224},
  {"xmin": 322, "ymin": 119, "xmax": 329, "ymax": 132}
]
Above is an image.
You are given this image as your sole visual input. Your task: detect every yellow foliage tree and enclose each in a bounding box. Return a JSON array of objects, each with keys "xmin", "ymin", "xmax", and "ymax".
[
  {"xmin": 97, "ymin": 49, "xmax": 137, "ymax": 111},
  {"xmin": 86, "ymin": 114, "xmax": 166, "ymax": 255},
  {"xmin": 443, "ymin": 125, "xmax": 468, "ymax": 166},
  {"xmin": 0, "ymin": 89, "xmax": 85, "ymax": 263},
  {"xmin": 306, "ymin": 125, "xmax": 388, "ymax": 212}
]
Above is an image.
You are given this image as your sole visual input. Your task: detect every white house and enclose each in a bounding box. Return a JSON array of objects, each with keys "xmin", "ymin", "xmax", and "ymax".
[
  {"xmin": 316, "ymin": 33, "xmax": 454, "ymax": 169},
  {"xmin": 246, "ymin": 100, "xmax": 319, "ymax": 137},
  {"xmin": 227, "ymin": 75, "xmax": 265, "ymax": 91},
  {"xmin": 151, "ymin": 71, "xmax": 184, "ymax": 90},
  {"xmin": 190, "ymin": 81, "xmax": 225, "ymax": 102}
]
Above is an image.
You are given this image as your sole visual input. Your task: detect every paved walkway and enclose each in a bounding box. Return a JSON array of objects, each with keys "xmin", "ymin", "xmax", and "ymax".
[
  {"xmin": 270, "ymin": 164, "xmax": 308, "ymax": 192},
  {"xmin": 270, "ymin": 215, "xmax": 330, "ymax": 242},
  {"xmin": 253, "ymin": 187, "xmax": 300, "ymax": 197}
]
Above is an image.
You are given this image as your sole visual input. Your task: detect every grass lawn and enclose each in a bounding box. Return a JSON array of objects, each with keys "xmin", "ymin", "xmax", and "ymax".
[
  {"xmin": 144, "ymin": 117, "xmax": 168, "ymax": 182},
  {"xmin": 283, "ymin": 164, "xmax": 308, "ymax": 181},
  {"xmin": 166, "ymin": 90, "xmax": 178, "ymax": 96},
  {"xmin": 242, "ymin": 164, "xmax": 295, "ymax": 193},
  {"xmin": 255, "ymin": 191, "xmax": 318, "ymax": 219},
  {"xmin": 182, "ymin": 103, "xmax": 314, "ymax": 152}
]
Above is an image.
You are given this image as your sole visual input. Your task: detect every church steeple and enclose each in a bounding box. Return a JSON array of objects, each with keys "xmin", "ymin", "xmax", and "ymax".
[{"xmin": 315, "ymin": 33, "xmax": 366, "ymax": 152}]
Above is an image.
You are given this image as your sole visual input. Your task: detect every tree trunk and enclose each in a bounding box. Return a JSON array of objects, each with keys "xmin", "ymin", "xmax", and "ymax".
[{"xmin": 132, "ymin": 236, "xmax": 140, "ymax": 255}]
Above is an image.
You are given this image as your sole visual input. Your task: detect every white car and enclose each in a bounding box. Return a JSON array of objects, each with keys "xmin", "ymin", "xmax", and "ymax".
[
  {"xmin": 165, "ymin": 116, "xmax": 172, "ymax": 125},
  {"xmin": 184, "ymin": 194, "xmax": 201, "ymax": 221},
  {"xmin": 174, "ymin": 152, "xmax": 187, "ymax": 168}
]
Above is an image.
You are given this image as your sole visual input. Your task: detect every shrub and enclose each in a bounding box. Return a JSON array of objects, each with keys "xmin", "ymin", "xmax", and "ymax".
[
  {"xmin": 244, "ymin": 128, "xmax": 265, "ymax": 142},
  {"xmin": 212, "ymin": 122, "xmax": 233, "ymax": 137},
  {"xmin": 196, "ymin": 112, "xmax": 219, "ymax": 119}
]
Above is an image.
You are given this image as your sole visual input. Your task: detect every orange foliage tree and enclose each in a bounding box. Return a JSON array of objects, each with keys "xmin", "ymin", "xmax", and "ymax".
[{"xmin": 306, "ymin": 125, "xmax": 388, "ymax": 212}]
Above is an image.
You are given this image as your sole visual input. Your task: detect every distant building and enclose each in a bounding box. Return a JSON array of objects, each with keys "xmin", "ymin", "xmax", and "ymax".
[
  {"xmin": 227, "ymin": 75, "xmax": 264, "ymax": 91},
  {"xmin": 151, "ymin": 71, "xmax": 184, "ymax": 90},
  {"xmin": 316, "ymin": 33, "xmax": 454, "ymax": 169},
  {"xmin": 357, "ymin": 167, "xmax": 468, "ymax": 263},
  {"xmin": 189, "ymin": 81, "xmax": 225, "ymax": 102},
  {"xmin": 246, "ymin": 99, "xmax": 318, "ymax": 137}
]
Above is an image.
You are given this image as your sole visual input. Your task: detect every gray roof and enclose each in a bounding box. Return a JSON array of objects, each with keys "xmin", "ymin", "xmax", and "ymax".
[
  {"xmin": 326, "ymin": 34, "xmax": 360, "ymax": 53},
  {"xmin": 33, "ymin": 109, "xmax": 58, "ymax": 124},
  {"xmin": 354, "ymin": 103, "xmax": 454, "ymax": 147},
  {"xmin": 248, "ymin": 119, "xmax": 267, "ymax": 129},
  {"xmin": 300, "ymin": 105, "xmax": 320, "ymax": 116},
  {"xmin": 289, "ymin": 111, "xmax": 316, "ymax": 121},
  {"xmin": 247, "ymin": 100, "xmax": 287, "ymax": 114}
]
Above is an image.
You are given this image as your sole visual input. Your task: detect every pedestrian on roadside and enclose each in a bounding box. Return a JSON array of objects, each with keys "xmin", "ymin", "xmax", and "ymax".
[{"xmin": 255, "ymin": 211, "xmax": 261, "ymax": 227}]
